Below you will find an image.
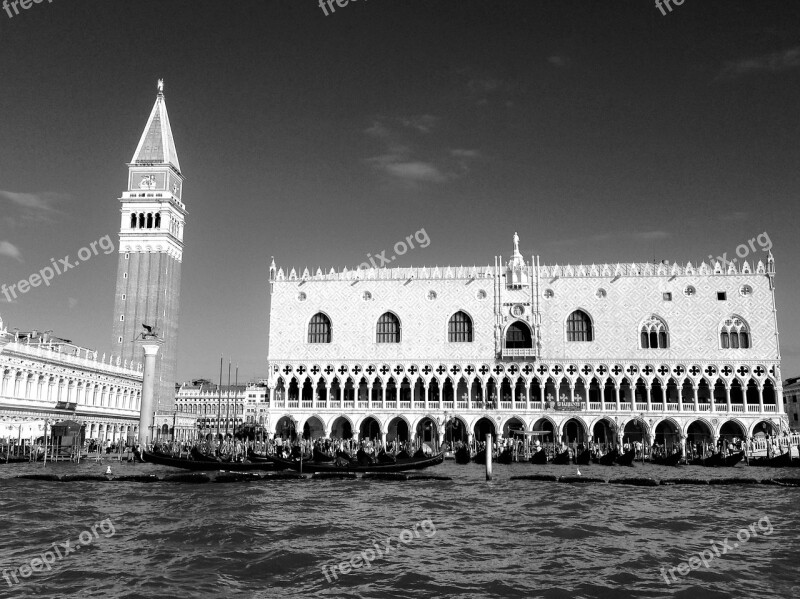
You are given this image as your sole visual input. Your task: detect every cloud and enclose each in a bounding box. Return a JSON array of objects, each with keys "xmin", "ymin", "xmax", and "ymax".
[
  {"xmin": 0, "ymin": 190, "xmax": 61, "ymax": 212},
  {"xmin": 547, "ymin": 55, "xmax": 570, "ymax": 68},
  {"xmin": 0, "ymin": 190, "xmax": 67, "ymax": 225},
  {"xmin": 718, "ymin": 46, "xmax": 800, "ymax": 79},
  {"xmin": 0, "ymin": 241, "xmax": 23, "ymax": 262},
  {"xmin": 634, "ymin": 231, "xmax": 671, "ymax": 241},
  {"xmin": 398, "ymin": 115, "xmax": 438, "ymax": 133},
  {"xmin": 367, "ymin": 152, "xmax": 447, "ymax": 183},
  {"xmin": 719, "ymin": 211, "xmax": 749, "ymax": 222},
  {"xmin": 450, "ymin": 149, "xmax": 480, "ymax": 158},
  {"xmin": 364, "ymin": 117, "xmax": 482, "ymax": 184}
]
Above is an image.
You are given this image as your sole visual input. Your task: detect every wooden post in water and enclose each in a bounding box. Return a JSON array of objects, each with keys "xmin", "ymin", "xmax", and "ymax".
[{"xmin": 485, "ymin": 433, "xmax": 492, "ymax": 481}]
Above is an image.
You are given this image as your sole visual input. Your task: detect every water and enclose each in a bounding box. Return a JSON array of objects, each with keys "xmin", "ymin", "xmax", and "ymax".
[{"xmin": 0, "ymin": 460, "xmax": 798, "ymax": 599}]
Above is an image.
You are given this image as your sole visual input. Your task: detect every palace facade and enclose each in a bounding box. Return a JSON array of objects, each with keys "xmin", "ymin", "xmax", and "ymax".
[{"xmin": 264, "ymin": 234, "xmax": 787, "ymax": 452}]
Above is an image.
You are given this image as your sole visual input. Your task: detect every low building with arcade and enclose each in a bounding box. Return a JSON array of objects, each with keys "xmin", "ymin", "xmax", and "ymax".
[
  {"xmin": 263, "ymin": 233, "xmax": 788, "ymax": 453},
  {"xmin": 0, "ymin": 322, "xmax": 143, "ymax": 444}
]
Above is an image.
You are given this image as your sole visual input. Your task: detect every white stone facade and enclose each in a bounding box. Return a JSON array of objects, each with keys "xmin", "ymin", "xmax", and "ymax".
[
  {"xmin": 0, "ymin": 331, "xmax": 142, "ymax": 442},
  {"xmin": 264, "ymin": 235, "xmax": 787, "ymax": 448}
]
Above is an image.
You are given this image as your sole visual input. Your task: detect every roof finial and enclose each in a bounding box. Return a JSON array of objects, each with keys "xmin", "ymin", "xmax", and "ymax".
[{"xmin": 157, "ymin": 78, "xmax": 164, "ymax": 95}]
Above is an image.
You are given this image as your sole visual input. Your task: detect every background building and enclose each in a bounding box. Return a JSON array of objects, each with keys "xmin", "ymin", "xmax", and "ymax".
[
  {"xmin": 265, "ymin": 234, "xmax": 787, "ymax": 450},
  {"xmin": 175, "ymin": 379, "xmax": 268, "ymax": 435}
]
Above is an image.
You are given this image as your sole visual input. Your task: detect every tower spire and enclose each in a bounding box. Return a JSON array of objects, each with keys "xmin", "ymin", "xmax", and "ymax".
[{"xmin": 131, "ymin": 79, "xmax": 181, "ymax": 173}]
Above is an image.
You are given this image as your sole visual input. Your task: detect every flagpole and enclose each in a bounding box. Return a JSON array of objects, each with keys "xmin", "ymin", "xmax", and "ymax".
[
  {"xmin": 233, "ymin": 365, "xmax": 239, "ymax": 438},
  {"xmin": 217, "ymin": 355, "xmax": 223, "ymax": 440},
  {"xmin": 225, "ymin": 360, "xmax": 232, "ymax": 438}
]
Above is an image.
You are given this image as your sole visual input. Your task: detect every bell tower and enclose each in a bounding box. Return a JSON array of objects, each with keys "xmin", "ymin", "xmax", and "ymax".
[{"xmin": 111, "ymin": 80, "xmax": 186, "ymax": 412}]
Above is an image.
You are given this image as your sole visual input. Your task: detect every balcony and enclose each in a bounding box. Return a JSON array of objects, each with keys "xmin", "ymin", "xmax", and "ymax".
[
  {"xmin": 266, "ymin": 398, "xmax": 782, "ymax": 417},
  {"xmin": 501, "ymin": 348, "xmax": 537, "ymax": 359}
]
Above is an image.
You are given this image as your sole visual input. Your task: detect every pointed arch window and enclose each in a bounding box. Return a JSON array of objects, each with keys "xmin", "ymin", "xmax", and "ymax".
[
  {"xmin": 567, "ymin": 310, "xmax": 593, "ymax": 342},
  {"xmin": 505, "ymin": 322, "xmax": 532, "ymax": 349},
  {"xmin": 720, "ymin": 316, "xmax": 750, "ymax": 349},
  {"xmin": 641, "ymin": 316, "xmax": 669, "ymax": 349},
  {"xmin": 377, "ymin": 312, "xmax": 400, "ymax": 343},
  {"xmin": 130, "ymin": 214, "xmax": 137, "ymax": 229},
  {"xmin": 307, "ymin": 313, "xmax": 331, "ymax": 344},
  {"xmin": 448, "ymin": 311, "xmax": 473, "ymax": 342}
]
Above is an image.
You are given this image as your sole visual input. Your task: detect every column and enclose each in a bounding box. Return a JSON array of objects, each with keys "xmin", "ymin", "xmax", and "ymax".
[
  {"xmin": 569, "ymin": 386, "xmax": 575, "ymax": 403},
  {"xmin": 539, "ymin": 384, "xmax": 545, "ymax": 405},
  {"xmin": 693, "ymin": 387, "xmax": 699, "ymax": 411},
  {"xmin": 482, "ymin": 384, "xmax": 488, "ymax": 410},
  {"xmin": 381, "ymin": 385, "xmax": 387, "ymax": 410},
  {"xmin": 645, "ymin": 386, "xmax": 651, "ymax": 411},
  {"xmin": 138, "ymin": 343, "xmax": 161, "ymax": 447},
  {"xmin": 615, "ymin": 385, "xmax": 621, "ymax": 411},
  {"xmin": 725, "ymin": 386, "xmax": 731, "ymax": 412},
  {"xmin": 424, "ymin": 384, "xmax": 429, "ymax": 411},
  {"xmin": 600, "ymin": 383, "xmax": 606, "ymax": 411},
  {"xmin": 758, "ymin": 386, "xmax": 764, "ymax": 412},
  {"xmin": 511, "ymin": 384, "xmax": 517, "ymax": 411},
  {"xmin": 777, "ymin": 385, "xmax": 784, "ymax": 414},
  {"xmin": 525, "ymin": 384, "xmax": 530, "ymax": 411},
  {"xmin": 466, "ymin": 381, "xmax": 472, "ymax": 410}
]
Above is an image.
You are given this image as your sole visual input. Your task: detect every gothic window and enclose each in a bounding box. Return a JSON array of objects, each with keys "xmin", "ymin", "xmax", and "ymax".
[
  {"xmin": 130, "ymin": 214, "xmax": 137, "ymax": 229},
  {"xmin": 138, "ymin": 213, "xmax": 145, "ymax": 228},
  {"xmin": 377, "ymin": 312, "xmax": 401, "ymax": 343},
  {"xmin": 505, "ymin": 322, "xmax": 532, "ymax": 349},
  {"xmin": 307, "ymin": 313, "xmax": 331, "ymax": 344},
  {"xmin": 720, "ymin": 316, "xmax": 750, "ymax": 349},
  {"xmin": 448, "ymin": 311, "xmax": 473, "ymax": 343},
  {"xmin": 155, "ymin": 213, "xmax": 161, "ymax": 229},
  {"xmin": 641, "ymin": 316, "xmax": 669, "ymax": 349},
  {"xmin": 567, "ymin": 310, "xmax": 593, "ymax": 342},
  {"xmin": 146, "ymin": 213, "xmax": 153, "ymax": 229}
]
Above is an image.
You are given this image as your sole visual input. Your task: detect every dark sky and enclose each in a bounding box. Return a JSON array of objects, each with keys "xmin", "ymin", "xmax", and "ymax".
[{"xmin": 1, "ymin": 0, "xmax": 798, "ymax": 382}]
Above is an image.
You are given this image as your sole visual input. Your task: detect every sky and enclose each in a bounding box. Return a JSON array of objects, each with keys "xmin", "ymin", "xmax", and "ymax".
[{"xmin": 0, "ymin": 0, "xmax": 798, "ymax": 383}]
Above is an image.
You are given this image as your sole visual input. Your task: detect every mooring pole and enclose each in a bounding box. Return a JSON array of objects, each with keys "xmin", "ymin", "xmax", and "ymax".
[{"xmin": 485, "ymin": 433, "xmax": 493, "ymax": 481}]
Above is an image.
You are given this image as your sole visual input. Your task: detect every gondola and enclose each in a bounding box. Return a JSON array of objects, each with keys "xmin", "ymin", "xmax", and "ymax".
[
  {"xmin": 748, "ymin": 451, "xmax": 793, "ymax": 467},
  {"xmin": 270, "ymin": 451, "xmax": 444, "ymax": 473},
  {"xmin": 552, "ymin": 450, "xmax": 571, "ymax": 465},
  {"xmin": 723, "ymin": 451, "xmax": 745, "ymax": 467},
  {"xmin": 313, "ymin": 448, "xmax": 336, "ymax": 462},
  {"xmin": 247, "ymin": 450, "xmax": 273, "ymax": 463},
  {"xmin": 138, "ymin": 448, "xmax": 275, "ymax": 471},
  {"xmin": 530, "ymin": 449, "xmax": 548, "ymax": 464},
  {"xmin": 597, "ymin": 449, "xmax": 619, "ymax": 466},
  {"xmin": 616, "ymin": 449, "xmax": 636, "ymax": 467},
  {"xmin": 651, "ymin": 451, "xmax": 683, "ymax": 466},
  {"xmin": 472, "ymin": 449, "xmax": 487, "ymax": 464},
  {"xmin": 497, "ymin": 448, "xmax": 514, "ymax": 465},
  {"xmin": 357, "ymin": 449, "xmax": 377, "ymax": 466},
  {"xmin": 376, "ymin": 450, "xmax": 397, "ymax": 465},
  {"xmin": 455, "ymin": 446, "xmax": 472, "ymax": 464},
  {"xmin": 575, "ymin": 449, "xmax": 592, "ymax": 465}
]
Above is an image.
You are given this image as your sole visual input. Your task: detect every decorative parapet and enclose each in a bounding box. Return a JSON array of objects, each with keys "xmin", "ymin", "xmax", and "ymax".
[
  {"xmin": 270, "ymin": 257, "xmax": 773, "ymax": 283},
  {"xmin": 3, "ymin": 341, "xmax": 143, "ymax": 378}
]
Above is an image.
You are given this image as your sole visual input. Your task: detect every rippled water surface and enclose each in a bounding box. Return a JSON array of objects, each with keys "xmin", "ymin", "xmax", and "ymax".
[{"xmin": 0, "ymin": 460, "xmax": 798, "ymax": 599}]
